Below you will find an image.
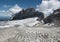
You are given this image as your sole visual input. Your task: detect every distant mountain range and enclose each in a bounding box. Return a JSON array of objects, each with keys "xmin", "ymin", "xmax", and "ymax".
[
  {"xmin": 10, "ymin": 7, "xmax": 44, "ymax": 21},
  {"xmin": 0, "ymin": 0, "xmax": 60, "ymax": 21}
]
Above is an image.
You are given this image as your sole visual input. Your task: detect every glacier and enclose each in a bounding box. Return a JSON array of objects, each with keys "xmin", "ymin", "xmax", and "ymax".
[{"xmin": 0, "ymin": 0, "xmax": 60, "ymax": 42}]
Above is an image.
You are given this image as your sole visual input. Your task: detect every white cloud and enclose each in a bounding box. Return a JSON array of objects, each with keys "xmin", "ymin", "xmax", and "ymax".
[
  {"xmin": 0, "ymin": 4, "xmax": 22, "ymax": 17},
  {"xmin": 36, "ymin": 0, "xmax": 60, "ymax": 17},
  {"xmin": 43, "ymin": 0, "xmax": 58, "ymax": 1},
  {"xmin": 36, "ymin": 1, "xmax": 48, "ymax": 12},
  {"xmin": 0, "ymin": 10, "xmax": 6, "ymax": 12},
  {"xmin": 9, "ymin": 4, "xmax": 22, "ymax": 14},
  {"xmin": 0, "ymin": 10, "xmax": 12, "ymax": 17},
  {"xmin": 36, "ymin": 0, "xmax": 60, "ymax": 12}
]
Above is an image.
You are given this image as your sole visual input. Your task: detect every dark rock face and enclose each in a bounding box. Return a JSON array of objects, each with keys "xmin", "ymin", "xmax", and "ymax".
[
  {"xmin": 43, "ymin": 9, "xmax": 60, "ymax": 26},
  {"xmin": 36, "ymin": 12, "xmax": 44, "ymax": 21},
  {"xmin": 53, "ymin": 9, "xmax": 60, "ymax": 14},
  {"xmin": 12, "ymin": 8, "xmax": 44, "ymax": 21}
]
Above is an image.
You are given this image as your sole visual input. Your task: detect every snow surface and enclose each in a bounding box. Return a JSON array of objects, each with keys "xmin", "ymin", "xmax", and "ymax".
[
  {"xmin": 0, "ymin": 0, "xmax": 60, "ymax": 42},
  {"xmin": 0, "ymin": 17, "xmax": 39, "ymax": 28},
  {"xmin": 0, "ymin": 22, "xmax": 60, "ymax": 42},
  {"xmin": 0, "ymin": 16, "xmax": 59, "ymax": 42},
  {"xmin": 0, "ymin": 17, "xmax": 55, "ymax": 28}
]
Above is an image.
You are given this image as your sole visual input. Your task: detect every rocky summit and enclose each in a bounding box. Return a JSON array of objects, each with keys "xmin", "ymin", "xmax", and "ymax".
[{"xmin": 12, "ymin": 8, "xmax": 44, "ymax": 21}]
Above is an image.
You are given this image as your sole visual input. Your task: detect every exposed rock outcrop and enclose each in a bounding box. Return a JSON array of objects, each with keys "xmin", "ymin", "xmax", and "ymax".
[
  {"xmin": 12, "ymin": 8, "xmax": 44, "ymax": 21},
  {"xmin": 43, "ymin": 9, "xmax": 60, "ymax": 26}
]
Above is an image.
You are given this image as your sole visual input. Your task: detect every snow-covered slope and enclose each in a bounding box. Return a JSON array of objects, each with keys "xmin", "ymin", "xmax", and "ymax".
[
  {"xmin": 0, "ymin": 17, "xmax": 54, "ymax": 28},
  {"xmin": 0, "ymin": 17, "xmax": 59, "ymax": 42},
  {"xmin": 0, "ymin": 17, "xmax": 39, "ymax": 28}
]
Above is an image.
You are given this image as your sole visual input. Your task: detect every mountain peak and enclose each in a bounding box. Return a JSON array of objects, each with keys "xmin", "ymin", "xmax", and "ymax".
[{"xmin": 9, "ymin": 4, "xmax": 22, "ymax": 14}]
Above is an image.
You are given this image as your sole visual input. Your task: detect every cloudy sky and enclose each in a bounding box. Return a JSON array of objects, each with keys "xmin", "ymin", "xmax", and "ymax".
[
  {"xmin": 0, "ymin": 0, "xmax": 42, "ymax": 10},
  {"xmin": 0, "ymin": 0, "xmax": 60, "ymax": 20},
  {"xmin": 0, "ymin": 0, "xmax": 42, "ymax": 20}
]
